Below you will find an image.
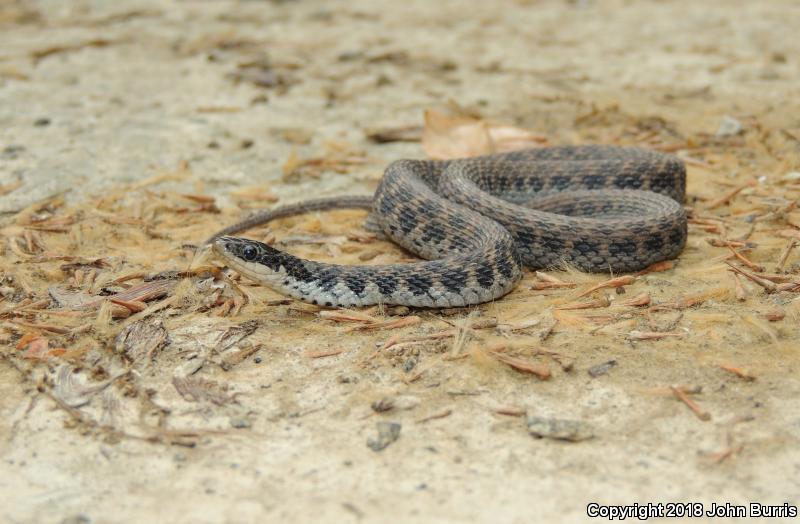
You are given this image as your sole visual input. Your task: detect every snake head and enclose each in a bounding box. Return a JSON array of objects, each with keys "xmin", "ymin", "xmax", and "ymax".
[{"xmin": 212, "ymin": 236, "xmax": 313, "ymax": 289}]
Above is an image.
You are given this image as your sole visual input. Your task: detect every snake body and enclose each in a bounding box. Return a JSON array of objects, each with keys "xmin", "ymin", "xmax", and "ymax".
[{"xmin": 209, "ymin": 145, "xmax": 687, "ymax": 308}]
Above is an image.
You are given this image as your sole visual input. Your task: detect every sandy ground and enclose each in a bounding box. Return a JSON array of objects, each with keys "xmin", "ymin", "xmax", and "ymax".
[{"xmin": 2, "ymin": 0, "xmax": 800, "ymax": 523}]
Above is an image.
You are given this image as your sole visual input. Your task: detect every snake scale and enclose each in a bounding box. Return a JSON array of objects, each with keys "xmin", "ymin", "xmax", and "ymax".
[{"xmin": 207, "ymin": 145, "xmax": 687, "ymax": 308}]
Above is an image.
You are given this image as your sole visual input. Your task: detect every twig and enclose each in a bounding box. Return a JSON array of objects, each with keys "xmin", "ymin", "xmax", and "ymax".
[
  {"xmin": 732, "ymin": 273, "xmax": 747, "ymax": 301},
  {"xmin": 306, "ymin": 349, "xmax": 344, "ymax": 359},
  {"xmin": 717, "ymin": 363, "xmax": 756, "ymax": 381},
  {"xmin": 724, "ymin": 262, "xmax": 777, "ymax": 292},
  {"xmin": 670, "ymin": 385, "xmax": 711, "ymax": 421},
  {"xmin": 556, "ymin": 295, "xmax": 610, "ymax": 310},
  {"xmin": 628, "ymin": 330, "xmax": 686, "ymax": 340},
  {"xmin": 727, "ymin": 246, "xmax": 764, "ymax": 272},
  {"xmin": 491, "ymin": 405, "xmax": 526, "ymax": 417},
  {"xmin": 775, "ymin": 240, "xmax": 797, "ymax": 272},
  {"xmin": 705, "ymin": 179, "xmax": 756, "ymax": 209},
  {"xmin": 415, "ymin": 409, "xmax": 453, "ymax": 424}
]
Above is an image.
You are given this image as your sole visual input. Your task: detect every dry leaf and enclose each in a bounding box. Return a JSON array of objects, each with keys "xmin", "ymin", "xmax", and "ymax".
[{"xmin": 422, "ymin": 109, "xmax": 547, "ymax": 160}]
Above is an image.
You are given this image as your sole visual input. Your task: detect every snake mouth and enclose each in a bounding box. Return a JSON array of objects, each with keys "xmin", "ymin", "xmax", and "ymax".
[
  {"xmin": 211, "ymin": 236, "xmax": 234, "ymax": 259},
  {"xmin": 211, "ymin": 236, "xmax": 251, "ymax": 273}
]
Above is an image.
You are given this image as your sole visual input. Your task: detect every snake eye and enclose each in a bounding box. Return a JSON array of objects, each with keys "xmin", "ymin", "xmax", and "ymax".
[{"xmin": 242, "ymin": 245, "xmax": 258, "ymax": 261}]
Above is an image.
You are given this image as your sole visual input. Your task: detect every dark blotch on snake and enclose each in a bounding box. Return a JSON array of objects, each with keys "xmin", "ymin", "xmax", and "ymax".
[
  {"xmin": 608, "ymin": 239, "xmax": 637, "ymax": 256},
  {"xmin": 375, "ymin": 275, "xmax": 398, "ymax": 296},
  {"xmin": 344, "ymin": 275, "xmax": 366, "ymax": 297},
  {"xmin": 474, "ymin": 264, "xmax": 495, "ymax": 289},
  {"xmin": 644, "ymin": 234, "xmax": 664, "ymax": 252},
  {"xmin": 582, "ymin": 174, "xmax": 606, "ymax": 189},
  {"xmin": 406, "ymin": 274, "xmax": 433, "ymax": 296},
  {"xmin": 441, "ymin": 267, "xmax": 468, "ymax": 294}
]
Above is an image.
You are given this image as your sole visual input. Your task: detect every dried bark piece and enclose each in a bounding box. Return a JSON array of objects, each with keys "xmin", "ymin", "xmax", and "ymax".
[
  {"xmin": 115, "ymin": 318, "xmax": 169, "ymax": 365},
  {"xmin": 172, "ymin": 376, "xmax": 238, "ymax": 406}
]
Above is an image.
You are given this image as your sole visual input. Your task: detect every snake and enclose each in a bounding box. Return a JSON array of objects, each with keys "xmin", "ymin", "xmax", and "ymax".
[{"xmin": 207, "ymin": 145, "xmax": 687, "ymax": 308}]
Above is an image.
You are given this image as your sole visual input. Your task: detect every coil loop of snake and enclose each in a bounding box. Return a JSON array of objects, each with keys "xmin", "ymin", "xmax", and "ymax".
[{"xmin": 206, "ymin": 145, "xmax": 687, "ymax": 308}]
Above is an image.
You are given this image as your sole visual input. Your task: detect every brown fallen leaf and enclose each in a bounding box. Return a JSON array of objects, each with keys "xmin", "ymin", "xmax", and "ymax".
[{"xmin": 422, "ymin": 109, "xmax": 547, "ymax": 160}]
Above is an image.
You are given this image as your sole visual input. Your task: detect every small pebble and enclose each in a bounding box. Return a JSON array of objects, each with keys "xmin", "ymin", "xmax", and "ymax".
[
  {"xmin": 229, "ymin": 416, "xmax": 252, "ymax": 429},
  {"xmin": 338, "ymin": 373, "xmax": 359, "ymax": 384},
  {"xmin": 2, "ymin": 145, "xmax": 25, "ymax": 158},
  {"xmin": 371, "ymin": 397, "xmax": 394, "ymax": 413},
  {"xmin": 716, "ymin": 115, "xmax": 742, "ymax": 137},
  {"xmin": 393, "ymin": 395, "xmax": 421, "ymax": 410},
  {"xmin": 527, "ymin": 416, "xmax": 594, "ymax": 442},
  {"xmin": 60, "ymin": 515, "xmax": 90, "ymax": 524},
  {"xmin": 367, "ymin": 421, "xmax": 401, "ymax": 451},
  {"xmin": 587, "ymin": 360, "xmax": 617, "ymax": 378}
]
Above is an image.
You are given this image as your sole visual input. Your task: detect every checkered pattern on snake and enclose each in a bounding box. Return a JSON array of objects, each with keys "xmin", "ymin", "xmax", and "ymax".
[{"xmin": 208, "ymin": 145, "xmax": 687, "ymax": 308}]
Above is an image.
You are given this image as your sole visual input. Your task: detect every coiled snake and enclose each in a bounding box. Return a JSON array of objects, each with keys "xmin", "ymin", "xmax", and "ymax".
[{"xmin": 207, "ymin": 145, "xmax": 687, "ymax": 308}]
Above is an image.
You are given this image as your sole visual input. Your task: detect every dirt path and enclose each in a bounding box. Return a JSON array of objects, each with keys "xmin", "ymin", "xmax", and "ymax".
[{"xmin": 1, "ymin": 1, "xmax": 799, "ymax": 522}]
